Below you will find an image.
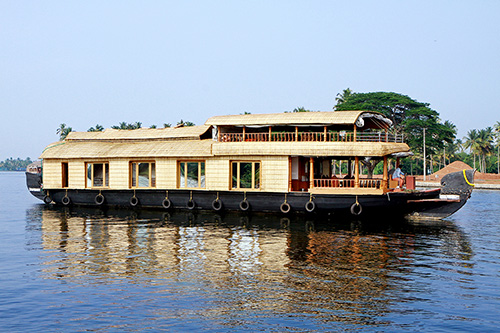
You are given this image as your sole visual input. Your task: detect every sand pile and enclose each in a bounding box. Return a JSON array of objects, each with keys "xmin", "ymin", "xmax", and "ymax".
[{"xmin": 424, "ymin": 160, "xmax": 500, "ymax": 183}]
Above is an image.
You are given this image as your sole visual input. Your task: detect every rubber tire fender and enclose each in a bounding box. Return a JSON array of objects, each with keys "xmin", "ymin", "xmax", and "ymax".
[
  {"xmin": 61, "ymin": 196, "xmax": 71, "ymax": 206},
  {"xmin": 350, "ymin": 202, "xmax": 362, "ymax": 216},
  {"xmin": 43, "ymin": 195, "xmax": 52, "ymax": 205},
  {"xmin": 280, "ymin": 202, "xmax": 291, "ymax": 214},
  {"xmin": 95, "ymin": 194, "xmax": 105, "ymax": 205},
  {"xmin": 162, "ymin": 198, "xmax": 171, "ymax": 209},
  {"xmin": 187, "ymin": 199, "xmax": 196, "ymax": 210},
  {"xmin": 130, "ymin": 196, "xmax": 139, "ymax": 207},
  {"xmin": 305, "ymin": 201, "xmax": 316, "ymax": 213},
  {"xmin": 239, "ymin": 199, "xmax": 250, "ymax": 211},
  {"xmin": 212, "ymin": 199, "xmax": 223, "ymax": 211}
]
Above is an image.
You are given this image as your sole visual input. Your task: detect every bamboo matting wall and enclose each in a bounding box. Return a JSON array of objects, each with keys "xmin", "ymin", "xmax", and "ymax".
[{"xmin": 42, "ymin": 155, "xmax": 290, "ymax": 192}]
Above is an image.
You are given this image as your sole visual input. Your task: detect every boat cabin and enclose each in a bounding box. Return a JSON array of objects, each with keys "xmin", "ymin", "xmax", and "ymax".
[{"xmin": 39, "ymin": 111, "xmax": 411, "ymax": 197}]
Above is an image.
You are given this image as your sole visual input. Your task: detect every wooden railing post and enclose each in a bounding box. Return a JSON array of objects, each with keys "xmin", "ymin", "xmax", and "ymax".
[
  {"xmin": 354, "ymin": 157, "xmax": 360, "ymax": 188},
  {"xmin": 309, "ymin": 157, "xmax": 314, "ymax": 189},
  {"xmin": 382, "ymin": 156, "xmax": 388, "ymax": 190}
]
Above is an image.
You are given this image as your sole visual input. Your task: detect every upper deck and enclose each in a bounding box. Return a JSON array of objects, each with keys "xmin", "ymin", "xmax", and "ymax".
[{"xmin": 206, "ymin": 110, "xmax": 404, "ymax": 145}]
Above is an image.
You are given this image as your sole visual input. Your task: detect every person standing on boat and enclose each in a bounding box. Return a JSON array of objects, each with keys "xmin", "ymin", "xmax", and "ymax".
[{"xmin": 392, "ymin": 163, "xmax": 405, "ymax": 188}]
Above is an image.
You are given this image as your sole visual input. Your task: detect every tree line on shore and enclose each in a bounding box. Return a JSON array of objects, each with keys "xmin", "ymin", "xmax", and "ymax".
[
  {"xmin": 302, "ymin": 89, "xmax": 500, "ymax": 175},
  {"xmin": 48, "ymin": 90, "xmax": 500, "ymax": 176},
  {"xmin": 0, "ymin": 157, "xmax": 33, "ymax": 171}
]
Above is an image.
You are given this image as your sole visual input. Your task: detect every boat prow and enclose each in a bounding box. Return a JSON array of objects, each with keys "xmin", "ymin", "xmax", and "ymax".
[{"xmin": 405, "ymin": 169, "xmax": 475, "ymax": 220}]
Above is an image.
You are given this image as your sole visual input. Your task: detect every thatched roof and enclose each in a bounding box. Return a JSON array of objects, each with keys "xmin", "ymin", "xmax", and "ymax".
[
  {"xmin": 40, "ymin": 139, "xmax": 213, "ymax": 159},
  {"xmin": 65, "ymin": 125, "xmax": 211, "ymax": 141},
  {"xmin": 212, "ymin": 141, "xmax": 410, "ymax": 157},
  {"xmin": 205, "ymin": 111, "xmax": 392, "ymax": 129}
]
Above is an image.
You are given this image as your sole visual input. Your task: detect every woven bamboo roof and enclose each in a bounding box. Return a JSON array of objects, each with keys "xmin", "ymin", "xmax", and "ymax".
[
  {"xmin": 205, "ymin": 111, "xmax": 391, "ymax": 128},
  {"xmin": 65, "ymin": 125, "xmax": 211, "ymax": 141},
  {"xmin": 212, "ymin": 141, "xmax": 410, "ymax": 157},
  {"xmin": 40, "ymin": 139, "xmax": 213, "ymax": 159}
]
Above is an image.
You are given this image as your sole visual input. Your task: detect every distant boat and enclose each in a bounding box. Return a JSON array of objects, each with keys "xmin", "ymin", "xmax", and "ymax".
[{"xmin": 26, "ymin": 110, "xmax": 474, "ymax": 220}]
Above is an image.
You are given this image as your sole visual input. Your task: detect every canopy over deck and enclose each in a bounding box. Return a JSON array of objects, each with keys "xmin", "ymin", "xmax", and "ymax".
[{"xmin": 205, "ymin": 111, "xmax": 392, "ymax": 129}]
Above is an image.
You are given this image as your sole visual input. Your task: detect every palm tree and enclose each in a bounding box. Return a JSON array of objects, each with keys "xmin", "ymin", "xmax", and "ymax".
[
  {"xmin": 88, "ymin": 124, "xmax": 104, "ymax": 132},
  {"xmin": 334, "ymin": 88, "xmax": 353, "ymax": 109},
  {"xmin": 56, "ymin": 123, "xmax": 72, "ymax": 140},
  {"xmin": 464, "ymin": 129, "xmax": 480, "ymax": 170},
  {"xmin": 494, "ymin": 121, "xmax": 500, "ymax": 174},
  {"xmin": 475, "ymin": 128, "xmax": 494, "ymax": 173}
]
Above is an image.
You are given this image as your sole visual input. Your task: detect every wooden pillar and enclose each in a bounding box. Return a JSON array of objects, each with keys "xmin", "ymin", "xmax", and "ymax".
[
  {"xmin": 243, "ymin": 126, "xmax": 246, "ymax": 141},
  {"xmin": 295, "ymin": 126, "xmax": 298, "ymax": 141},
  {"xmin": 324, "ymin": 126, "xmax": 327, "ymax": 142},
  {"xmin": 309, "ymin": 157, "xmax": 314, "ymax": 189},
  {"xmin": 217, "ymin": 126, "xmax": 221, "ymax": 142},
  {"xmin": 354, "ymin": 125, "xmax": 357, "ymax": 142},
  {"xmin": 354, "ymin": 157, "xmax": 360, "ymax": 188},
  {"xmin": 269, "ymin": 126, "xmax": 272, "ymax": 142},
  {"xmin": 382, "ymin": 156, "xmax": 388, "ymax": 190},
  {"xmin": 288, "ymin": 157, "xmax": 292, "ymax": 191}
]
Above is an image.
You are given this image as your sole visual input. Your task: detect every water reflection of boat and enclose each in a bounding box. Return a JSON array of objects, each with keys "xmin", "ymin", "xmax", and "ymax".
[
  {"xmin": 25, "ymin": 205, "xmax": 474, "ymax": 325},
  {"xmin": 27, "ymin": 111, "xmax": 474, "ymax": 220}
]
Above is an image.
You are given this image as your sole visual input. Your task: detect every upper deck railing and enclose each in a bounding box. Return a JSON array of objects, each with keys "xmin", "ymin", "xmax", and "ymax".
[{"xmin": 219, "ymin": 131, "xmax": 404, "ymax": 143}]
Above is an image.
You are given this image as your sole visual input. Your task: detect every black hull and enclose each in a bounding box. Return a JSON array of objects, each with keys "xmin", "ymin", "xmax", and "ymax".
[
  {"xmin": 25, "ymin": 172, "xmax": 44, "ymax": 200},
  {"xmin": 34, "ymin": 187, "xmax": 464, "ymax": 220},
  {"xmin": 28, "ymin": 169, "xmax": 475, "ymax": 220}
]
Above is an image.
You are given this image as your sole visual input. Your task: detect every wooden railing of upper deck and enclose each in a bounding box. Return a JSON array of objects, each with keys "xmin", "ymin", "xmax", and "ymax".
[
  {"xmin": 314, "ymin": 178, "xmax": 382, "ymax": 189},
  {"xmin": 220, "ymin": 131, "xmax": 403, "ymax": 143}
]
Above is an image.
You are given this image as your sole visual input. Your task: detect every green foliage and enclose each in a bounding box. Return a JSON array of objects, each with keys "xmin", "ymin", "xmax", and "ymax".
[
  {"xmin": 0, "ymin": 157, "xmax": 33, "ymax": 171},
  {"xmin": 163, "ymin": 123, "xmax": 171, "ymax": 128},
  {"xmin": 111, "ymin": 122, "xmax": 142, "ymax": 130},
  {"xmin": 56, "ymin": 123, "xmax": 73, "ymax": 140},
  {"xmin": 334, "ymin": 88, "xmax": 353, "ymax": 108},
  {"xmin": 88, "ymin": 124, "xmax": 104, "ymax": 132},
  {"xmin": 335, "ymin": 91, "xmax": 455, "ymax": 162},
  {"xmin": 176, "ymin": 120, "xmax": 195, "ymax": 127}
]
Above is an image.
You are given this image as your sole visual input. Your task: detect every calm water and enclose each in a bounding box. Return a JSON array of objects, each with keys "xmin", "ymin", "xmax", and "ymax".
[{"xmin": 1, "ymin": 172, "xmax": 500, "ymax": 332}]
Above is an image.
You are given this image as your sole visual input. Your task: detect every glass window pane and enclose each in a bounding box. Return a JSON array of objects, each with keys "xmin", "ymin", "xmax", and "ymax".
[
  {"xmin": 93, "ymin": 163, "xmax": 103, "ymax": 187},
  {"xmin": 254, "ymin": 163, "xmax": 260, "ymax": 189},
  {"xmin": 131, "ymin": 163, "xmax": 137, "ymax": 187},
  {"xmin": 232, "ymin": 162, "xmax": 238, "ymax": 189},
  {"xmin": 200, "ymin": 162, "xmax": 205, "ymax": 188},
  {"xmin": 151, "ymin": 163, "xmax": 156, "ymax": 187},
  {"xmin": 105, "ymin": 163, "xmax": 109, "ymax": 186},
  {"xmin": 180, "ymin": 163, "xmax": 185, "ymax": 187},
  {"xmin": 87, "ymin": 164, "xmax": 92, "ymax": 187},
  {"xmin": 240, "ymin": 162, "xmax": 252, "ymax": 188},
  {"xmin": 138, "ymin": 162, "xmax": 150, "ymax": 187},
  {"xmin": 187, "ymin": 162, "xmax": 199, "ymax": 187}
]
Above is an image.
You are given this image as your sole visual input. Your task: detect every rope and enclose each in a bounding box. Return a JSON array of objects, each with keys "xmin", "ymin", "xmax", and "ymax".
[{"xmin": 463, "ymin": 169, "xmax": 475, "ymax": 187}]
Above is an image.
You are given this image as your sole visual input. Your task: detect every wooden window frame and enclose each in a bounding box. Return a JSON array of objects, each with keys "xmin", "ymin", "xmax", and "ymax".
[
  {"xmin": 177, "ymin": 160, "xmax": 206, "ymax": 189},
  {"xmin": 230, "ymin": 161, "xmax": 261, "ymax": 190},
  {"xmin": 85, "ymin": 162, "xmax": 110, "ymax": 188},
  {"xmin": 129, "ymin": 161, "xmax": 156, "ymax": 188}
]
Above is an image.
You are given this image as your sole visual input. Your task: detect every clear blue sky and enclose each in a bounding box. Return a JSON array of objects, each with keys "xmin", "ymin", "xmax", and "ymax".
[{"xmin": 1, "ymin": 1, "xmax": 499, "ymax": 161}]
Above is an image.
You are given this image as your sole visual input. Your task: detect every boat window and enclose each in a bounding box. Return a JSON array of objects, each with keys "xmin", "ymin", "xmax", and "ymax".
[
  {"xmin": 231, "ymin": 161, "xmax": 261, "ymax": 190},
  {"xmin": 130, "ymin": 162, "xmax": 156, "ymax": 188},
  {"xmin": 178, "ymin": 161, "xmax": 205, "ymax": 188},
  {"xmin": 86, "ymin": 162, "xmax": 109, "ymax": 188},
  {"xmin": 61, "ymin": 162, "xmax": 69, "ymax": 188}
]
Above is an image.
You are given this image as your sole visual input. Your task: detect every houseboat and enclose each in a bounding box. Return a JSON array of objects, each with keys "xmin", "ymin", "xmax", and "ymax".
[{"xmin": 26, "ymin": 110, "xmax": 474, "ymax": 219}]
